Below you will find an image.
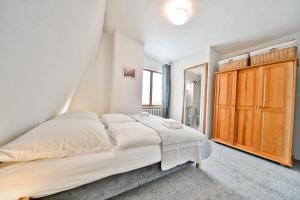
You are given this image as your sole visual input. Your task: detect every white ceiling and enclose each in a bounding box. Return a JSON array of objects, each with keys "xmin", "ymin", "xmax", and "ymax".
[{"xmin": 104, "ymin": 0, "xmax": 300, "ymax": 63}]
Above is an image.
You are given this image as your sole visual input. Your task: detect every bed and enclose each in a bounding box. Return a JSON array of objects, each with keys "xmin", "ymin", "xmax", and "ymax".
[
  {"xmin": 36, "ymin": 162, "xmax": 194, "ymax": 200},
  {"xmin": 0, "ymin": 112, "xmax": 211, "ymax": 200},
  {"xmin": 0, "ymin": 145, "xmax": 161, "ymax": 200}
]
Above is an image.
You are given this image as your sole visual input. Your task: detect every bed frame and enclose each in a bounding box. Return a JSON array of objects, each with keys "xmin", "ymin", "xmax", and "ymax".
[{"xmin": 19, "ymin": 162, "xmax": 199, "ymax": 200}]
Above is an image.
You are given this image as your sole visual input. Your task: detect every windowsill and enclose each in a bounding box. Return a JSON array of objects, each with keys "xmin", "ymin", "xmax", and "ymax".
[{"xmin": 142, "ymin": 105, "xmax": 163, "ymax": 108}]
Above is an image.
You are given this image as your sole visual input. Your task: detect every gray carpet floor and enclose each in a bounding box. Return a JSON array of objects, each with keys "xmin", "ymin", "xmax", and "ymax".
[{"xmin": 110, "ymin": 141, "xmax": 300, "ymax": 200}]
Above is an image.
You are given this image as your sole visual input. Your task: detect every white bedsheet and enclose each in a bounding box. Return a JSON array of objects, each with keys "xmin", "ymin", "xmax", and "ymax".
[{"xmin": 0, "ymin": 145, "xmax": 161, "ymax": 200}]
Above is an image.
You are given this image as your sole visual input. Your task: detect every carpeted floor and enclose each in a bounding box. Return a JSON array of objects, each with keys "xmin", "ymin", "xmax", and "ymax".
[{"xmin": 110, "ymin": 141, "xmax": 300, "ymax": 200}]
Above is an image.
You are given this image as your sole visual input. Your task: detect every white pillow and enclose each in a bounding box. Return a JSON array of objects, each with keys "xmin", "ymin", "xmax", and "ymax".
[
  {"xmin": 55, "ymin": 111, "xmax": 98, "ymax": 120},
  {"xmin": 0, "ymin": 119, "xmax": 112, "ymax": 162},
  {"xmin": 102, "ymin": 113, "xmax": 135, "ymax": 125},
  {"xmin": 108, "ymin": 122, "xmax": 161, "ymax": 149}
]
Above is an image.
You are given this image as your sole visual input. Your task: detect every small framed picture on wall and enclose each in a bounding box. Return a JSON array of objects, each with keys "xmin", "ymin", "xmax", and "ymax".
[{"xmin": 123, "ymin": 67, "xmax": 136, "ymax": 79}]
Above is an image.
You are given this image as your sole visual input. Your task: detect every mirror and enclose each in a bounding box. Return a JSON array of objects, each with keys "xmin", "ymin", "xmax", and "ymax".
[{"xmin": 182, "ymin": 63, "xmax": 208, "ymax": 133}]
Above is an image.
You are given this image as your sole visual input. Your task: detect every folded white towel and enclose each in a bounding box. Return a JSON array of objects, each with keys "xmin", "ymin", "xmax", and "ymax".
[
  {"xmin": 140, "ymin": 112, "xmax": 150, "ymax": 116},
  {"xmin": 161, "ymin": 121, "xmax": 182, "ymax": 129},
  {"xmin": 163, "ymin": 119, "xmax": 180, "ymax": 126}
]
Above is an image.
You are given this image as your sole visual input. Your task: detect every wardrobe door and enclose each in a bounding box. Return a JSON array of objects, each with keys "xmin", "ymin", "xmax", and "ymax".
[
  {"xmin": 235, "ymin": 68, "xmax": 261, "ymax": 150},
  {"xmin": 259, "ymin": 61, "xmax": 296, "ymax": 165},
  {"xmin": 213, "ymin": 71, "xmax": 237, "ymax": 145}
]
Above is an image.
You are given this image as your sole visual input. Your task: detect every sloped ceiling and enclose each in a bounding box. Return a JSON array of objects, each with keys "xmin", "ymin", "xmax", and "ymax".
[
  {"xmin": 0, "ymin": 0, "xmax": 107, "ymax": 145},
  {"xmin": 104, "ymin": 0, "xmax": 300, "ymax": 62}
]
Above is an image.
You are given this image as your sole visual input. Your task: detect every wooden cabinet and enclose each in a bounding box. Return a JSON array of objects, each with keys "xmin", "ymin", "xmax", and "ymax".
[
  {"xmin": 213, "ymin": 71, "xmax": 237, "ymax": 145},
  {"xmin": 259, "ymin": 61, "xmax": 296, "ymax": 164},
  {"xmin": 235, "ymin": 68, "xmax": 260, "ymax": 151},
  {"xmin": 213, "ymin": 61, "xmax": 297, "ymax": 166}
]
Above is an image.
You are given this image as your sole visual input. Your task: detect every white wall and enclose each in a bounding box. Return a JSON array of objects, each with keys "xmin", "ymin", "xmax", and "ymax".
[
  {"xmin": 110, "ymin": 31, "xmax": 144, "ymax": 114},
  {"xmin": 206, "ymin": 48, "xmax": 220, "ymax": 138},
  {"xmin": 218, "ymin": 31, "xmax": 300, "ymax": 160},
  {"xmin": 144, "ymin": 55, "xmax": 163, "ymax": 72},
  {"xmin": 0, "ymin": 0, "xmax": 107, "ymax": 145},
  {"xmin": 169, "ymin": 48, "xmax": 218, "ymax": 137},
  {"xmin": 169, "ymin": 49, "xmax": 209, "ymax": 123},
  {"xmin": 70, "ymin": 32, "xmax": 113, "ymax": 115}
]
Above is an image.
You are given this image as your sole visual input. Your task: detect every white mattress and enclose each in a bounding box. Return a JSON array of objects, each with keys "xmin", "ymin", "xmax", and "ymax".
[{"xmin": 0, "ymin": 145, "xmax": 161, "ymax": 200}]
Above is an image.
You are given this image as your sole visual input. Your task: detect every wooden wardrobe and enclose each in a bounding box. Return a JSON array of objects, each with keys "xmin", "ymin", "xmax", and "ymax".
[{"xmin": 212, "ymin": 60, "xmax": 297, "ymax": 166}]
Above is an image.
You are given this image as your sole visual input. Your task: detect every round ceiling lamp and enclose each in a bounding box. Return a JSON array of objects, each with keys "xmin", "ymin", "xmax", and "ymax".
[
  {"xmin": 169, "ymin": 8, "xmax": 189, "ymax": 25},
  {"xmin": 166, "ymin": 0, "xmax": 191, "ymax": 26}
]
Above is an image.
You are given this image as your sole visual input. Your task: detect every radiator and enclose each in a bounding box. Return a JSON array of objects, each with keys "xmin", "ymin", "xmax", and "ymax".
[{"xmin": 142, "ymin": 107, "xmax": 163, "ymax": 117}]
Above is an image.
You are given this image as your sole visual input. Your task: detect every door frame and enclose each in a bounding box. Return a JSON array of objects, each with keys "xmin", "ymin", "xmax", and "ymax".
[{"xmin": 181, "ymin": 62, "xmax": 208, "ymax": 134}]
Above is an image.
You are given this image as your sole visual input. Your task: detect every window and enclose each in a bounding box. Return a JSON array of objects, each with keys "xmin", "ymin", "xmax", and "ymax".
[
  {"xmin": 142, "ymin": 69, "xmax": 163, "ymax": 106},
  {"xmin": 142, "ymin": 71, "xmax": 151, "ymax": 105}
]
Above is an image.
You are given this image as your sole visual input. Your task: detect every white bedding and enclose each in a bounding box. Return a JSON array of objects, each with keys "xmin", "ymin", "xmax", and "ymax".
[
  {"xmin": 0, "ymin": 119, "xmax": 112, "ymax": 162},
  {"xmin": 102, "ymin": 113, "xmax": 136, "ymax": 125},
  {"xmin": 0, "ymin": 145, "xmax": 161, "ymax": 200},
  {"xmin": 132, "ymin": 114, "xmax": 212, "ymax": 170},
  {"xmin": 0, "ymin": 113, "xmax": 212, "ymax": 199},
  {"xmin": 107, "ymin": 122, "xmax": 161, "ymax": 149}
]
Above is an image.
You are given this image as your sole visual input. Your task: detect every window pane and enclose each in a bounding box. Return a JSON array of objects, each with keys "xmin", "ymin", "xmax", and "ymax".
[
  {"xmin": 142, "ymin": 70, "xmax": 151, "ymax": 105},
  {"xmin": 152, "ymin": 72, "xmax": 162, "ymax": 105}
]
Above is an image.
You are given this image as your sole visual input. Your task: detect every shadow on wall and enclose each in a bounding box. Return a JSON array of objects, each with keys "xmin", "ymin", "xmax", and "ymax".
[
  {"xmin": 212, "ymin": 31, "xmax": 297, "ymax": 57},
  {"xmin": 0, "ymin": 0, "xmax": 107, "ymax": 146}
]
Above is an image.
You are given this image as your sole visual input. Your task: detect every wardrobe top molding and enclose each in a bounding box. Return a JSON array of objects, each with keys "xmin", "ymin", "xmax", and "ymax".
[{"xmin": 215, "ymin": 58, "xmax": 298, "ymax": 74}]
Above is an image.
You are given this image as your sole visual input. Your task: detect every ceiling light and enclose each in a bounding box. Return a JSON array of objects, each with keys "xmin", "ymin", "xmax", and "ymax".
[
  {"xmin": 169, "ymin": 8, "xmax": 189, "ymax": 25},
  {"xmin": 166, "ymin": 0, "xmax": 191, "ymax": 26}
]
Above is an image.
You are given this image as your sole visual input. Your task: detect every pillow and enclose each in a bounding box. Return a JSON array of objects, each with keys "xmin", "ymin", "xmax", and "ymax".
[
  {"xmin": 107, "ymin": 122, "xmax": 161, "ymax": 149},
  {"xmin": 55, "ymin": 111, "xmax": 98, "ymax": 120},
  {"xmin": 0, "ymin": 119, "xmax": 112, "ymax": 162},
  {"xmin": 102, "ymin": 113, "xmax": 135, "ymax": 125}
]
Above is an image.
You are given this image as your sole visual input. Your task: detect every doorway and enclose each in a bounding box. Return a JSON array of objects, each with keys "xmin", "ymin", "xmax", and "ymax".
[{"xmin": 182, "ymin": 63, "xmax": 208, "ymax": 134}]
